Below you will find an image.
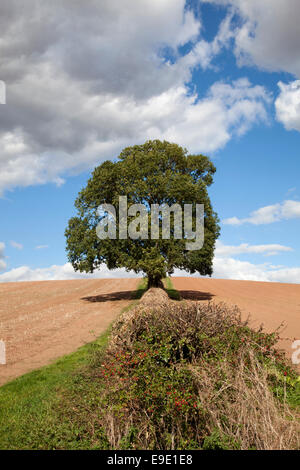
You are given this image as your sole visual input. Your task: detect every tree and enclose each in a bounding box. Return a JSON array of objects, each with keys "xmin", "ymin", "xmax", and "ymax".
[{"xmin": 65, "ymin": 140, "xmax": 220, "ymax": 287}]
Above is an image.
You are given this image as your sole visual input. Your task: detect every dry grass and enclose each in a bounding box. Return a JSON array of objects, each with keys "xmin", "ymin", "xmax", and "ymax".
[
  {"xmin": 97, "ymin": 290, "xmax": 300, "ymax": 450},
  {"xmin": 109, "ymin": 293, "xmax": 246, "ymax": 355},
  {"xmin": 140, "ymin": 287, "xmax": 170, "ymax": 306},
  {"xmin": 188, "ymin": 353, "xmax": 299, "ymax": 450}
]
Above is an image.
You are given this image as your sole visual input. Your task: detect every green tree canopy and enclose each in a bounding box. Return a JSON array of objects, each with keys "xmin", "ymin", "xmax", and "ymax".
[{"xmin": 65, "ymin": 140, "xmax": 220, "ymax": 287}]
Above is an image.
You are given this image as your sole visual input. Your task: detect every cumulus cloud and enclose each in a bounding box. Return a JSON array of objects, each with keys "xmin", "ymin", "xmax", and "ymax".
[
  {"xmin": 0, "ymin": 262, "xmax": 139, "ymax": 283},
  {"xmin": 215, "ymin": 240, "xmax": 293, "ymax": 256},
  {"xmin": 0, "ymin": 0, "xmax": 270, "ymax": 194},
  {"xmin": 212, "ymin": 256, "xmax": 300, "ymax": 283},
  {"xmin": 2, "ymin": 259, "xmax": 299, "ymax": 284},
  {"xmin": 153, "ymin": 78, "xmax": 269, "ymax": 151},
  {"xmin": 176, "ymin": 240, "xmax": 300, "ymax": 283},
  {"xmin": 0, "ymin": 243, "xmax": 6, "ymax": 271},
  {"xmin": 205, "ymin": 0, "xmax": 300, "ymax": 76},
  {"xmin": 204, "ymin": 1, "xmax": 300, "ymax": 133},
  {"xmin": 1, "ymin": 240, "xmax": 298, "ymax": 283},
  {"xmin": 275, "ymin": 80, "xmax": 300, "ymax": 131},
  {"xmin": 211, "ymin": 241, "xmax": 299, "ymax": 283},
  {"xmin": 223, "ymin": 200, "xmax": 300, "ymax": 225},
  {"xmin": 10, "ymin": 240, "xmax": 23, "ymax": 250}
]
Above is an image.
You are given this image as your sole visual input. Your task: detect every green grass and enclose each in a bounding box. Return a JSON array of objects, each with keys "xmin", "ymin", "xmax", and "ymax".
[
  {"xmin": 0, "ymin": 333, "xmax": 110, "ymax": 449},
  {"xmin": 163, "ymin": 277, "xmax": 181, "ymax": 300},
  {"xmin": 127, "ymin": 277, "xmax": 147, "ymax": 302},
  {"xmin": 0, "ymin": 279, "xmax": 146, "ymax": 450}
]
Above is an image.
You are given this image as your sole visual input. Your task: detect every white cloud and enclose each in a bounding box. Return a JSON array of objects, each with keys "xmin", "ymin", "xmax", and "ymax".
[
  {"xmin": 212, "ymin": 256, "xmax": 300, "ymax": 283},
  {"xmin": 211, "ymin": 241, "xmax": 299, "ymax": 282},
  {"xmin": 275, "ymin": 80, "xmax": 300, "ymax": 132},
  {"xmin": 183, "ymin": 12, "xmax": 234, "ymax": 70},
  {"xmin": 205, "ymin": 0, "xmax": 300, "ymax": 76},
  {"xmin": 0, "ymin": 0, "xmax": 270, "ymax": 194},
  {"xmin": 204, "ymin": 1, "xmax": 300, "ymax": 133},
  {"xmin": 173, "ymin": 240, "xmax": 300, "ymax": 282},
  {"xmin": 0, "ymin": 262, "xmax": 139, "ymax": 283},
  {"xmin": 153, "ymin": 78, "xmax": 269, "ymax": 152},
  {"xmin": 35, "ymin": 245, "xmax": 49, "ymax": 250},
  {"xmin": 1, "ymin": 241, "xmax": 298, "ymax": 283},
  {"xmin": 0, "ymin": 242, "xmax": 6, "ymax": 271},
  {"xmin": 215, "ymin": 240, "xmax": 293, "ymax": 256},
  {"xmin": 286, "ymin": 187, "xmax": 297, "ymax": 196},
  {"xmin": 10, "ymin": 240, "xmax": 23, "ymax": 250},
  {"xmin": 223, "ymin": 200, "xmax": 300, "ymax": 225},
  {"xmin": 0, "ymin": 76, "xmax": 269, "ymax": 194}
]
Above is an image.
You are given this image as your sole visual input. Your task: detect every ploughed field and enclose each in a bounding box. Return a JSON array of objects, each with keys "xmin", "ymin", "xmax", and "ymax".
[
  {"xmin": 0, "ymin": 278, "xmax": 139, "ymax": 386},
  {"xmin": 0, "ymin": 276, "xmax": 299, "ymax": 386}
]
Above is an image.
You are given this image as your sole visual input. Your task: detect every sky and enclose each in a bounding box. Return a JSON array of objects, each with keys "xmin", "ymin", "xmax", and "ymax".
[{"xmin": 0, "ymin": 0, "xmax": 300, "ymax": 283}]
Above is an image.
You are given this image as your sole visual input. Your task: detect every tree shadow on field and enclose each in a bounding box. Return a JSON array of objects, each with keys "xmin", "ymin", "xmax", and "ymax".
[
  {"xmin": 81, "ymin": 290, "xmax": 136, "ymax": 303},
  {"xmin": 177, "ymin": 290, "xmax": 214, "ymax": 301},
  {"xmin": 82, "ymin": 288, "xmax": 214, "ymax": 303}
]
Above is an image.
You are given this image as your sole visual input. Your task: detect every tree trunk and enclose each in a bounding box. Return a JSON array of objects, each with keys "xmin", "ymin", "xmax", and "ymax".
[{"xmin": 147, "ymin": 275, "xmax": 163, "ymax": 289}]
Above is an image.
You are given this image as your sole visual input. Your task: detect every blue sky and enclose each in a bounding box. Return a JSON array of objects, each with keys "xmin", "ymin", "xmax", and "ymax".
[{"xmin": 0, "ymin": 0, "xmax": 300, "ymax": 283}]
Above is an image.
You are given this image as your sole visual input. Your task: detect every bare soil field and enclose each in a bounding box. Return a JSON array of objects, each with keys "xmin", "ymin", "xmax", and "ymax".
[
  {"xmin": 0, "ymin": 278, "xmax": 139, "ymax": 386},
  {"xmin": 0, "ymin": 276, "xmax": 299, "ymax": 386},
  {"xmin": 173, "ymin": 277, "xmax": 300, "ymax": 367}
]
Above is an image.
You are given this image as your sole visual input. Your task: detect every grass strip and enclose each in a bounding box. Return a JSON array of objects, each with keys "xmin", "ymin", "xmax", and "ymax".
[{"xmin": 0, "ymin": 278, "xmax": 146, "ymax": 450}]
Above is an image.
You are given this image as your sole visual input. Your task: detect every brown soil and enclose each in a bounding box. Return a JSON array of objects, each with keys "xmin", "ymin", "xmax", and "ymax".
[
  {"xmin": 1, "ymin": 276, "xmax": 299, "ymax": 386},
  {"xmin": 172, "ymin": 277, "xmax": 300, "ymax": 368},
  {"xmin": 0, "ymin": 278, "xmax": 139, "ymax": 386}
]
